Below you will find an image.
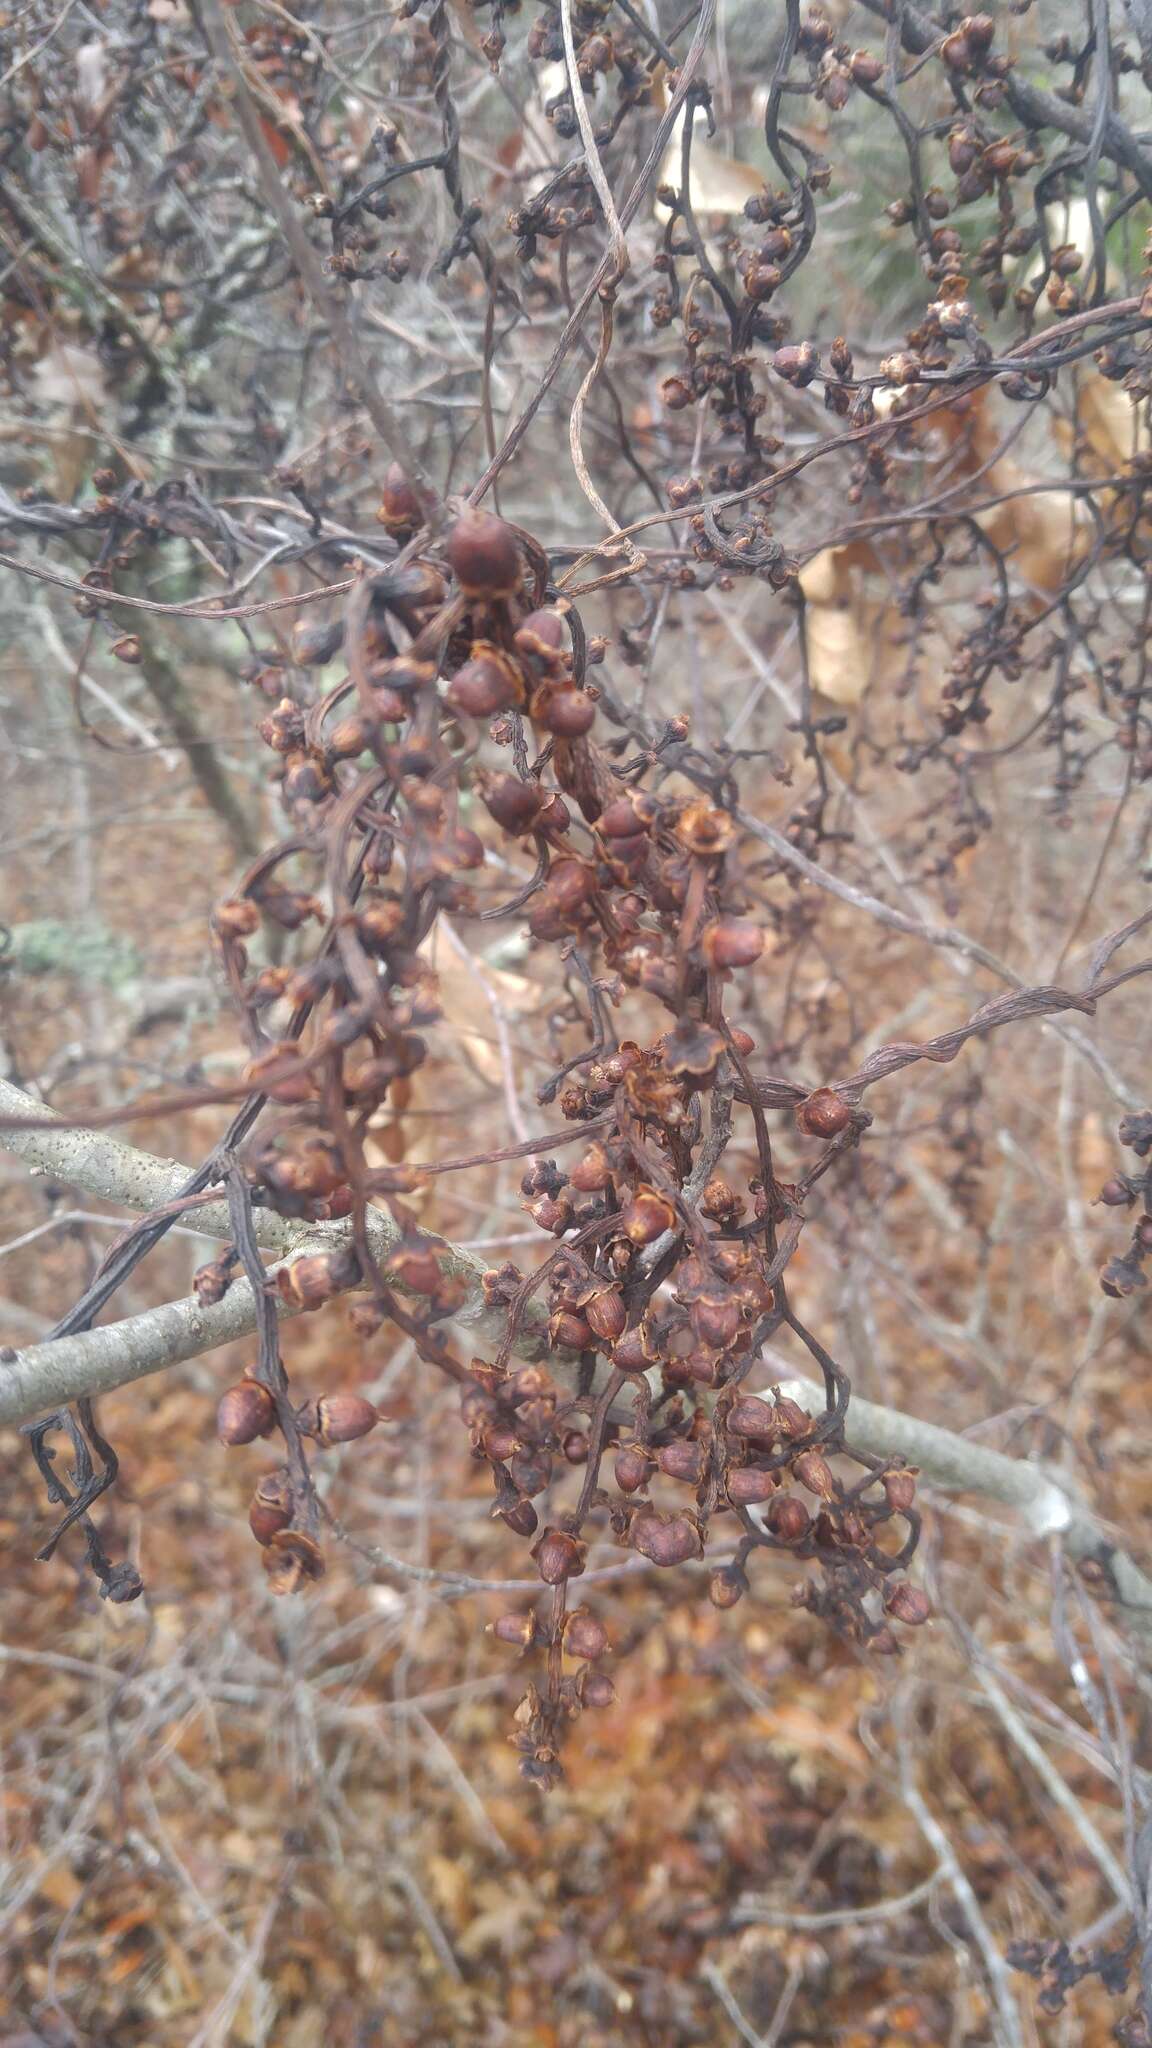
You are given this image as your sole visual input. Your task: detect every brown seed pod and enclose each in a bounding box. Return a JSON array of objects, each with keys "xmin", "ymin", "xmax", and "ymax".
[
  {"xmin": 883, "ymin": 1580, "xmax": 931, "ymax": 1625},
  {"xmin": 658, "ymin": 1439, "xmax": 707, "ymax": 1485},
  {"xmin": 630, "ymin": 1509, "xmax": 703, "ymax": 1566},
  {"xmin": 699, "ymin": 918, "xmax": 765, "ymax": 971},
  {"xmin": 548, "ymin": 1309, "xmax": 596, "ymax": 1351},
  {"xmin": 447, "ymin": 647, "xmax": 522, "ymax": 717},
  {"xmin": 446, "ymin": 509, "xmax": 522, "ymax": 598},
  {"xmin": 577, "ymin": 1669, "xmax": 616, "ymax": 1708},
  {"xmin": 514, "ymin": 609, "xmax": 567, "ymax": 662},
  {"xmin": 792, "ymin": 1449, "xmax": 836, "ymax": 1500},
  {"xmin": 532, "ymin": 1526, "xmax": 587, "ymax": 1584},
  {"xmin": 581, "ymin": 1285, "xmax": 626, "ymax": 1343},
  {"xmin": 248, "ymin": 1468, "xmax": 294, "ymax": 1546},
  {"xmin": 376, "ymin": 461, "xmax": 423, "ymax": 535},
  {"xmin": 771, "ymin": 342, "xmax": 819, "ymax": 387},
  {"xmin": 490, "ymin": 1612, "xmax": 539, "ymax": 1649},
  {"xmin": 882, "ymin": 1468, "xmax": 918, "ymax": 1513},
  {"xmin": 709, "ymin": 1564, "xmax": 748, "ymax": 1609},
  {"xmin": 726, "ymin": 1466, "xmax": 778, "ymax": 1506},
  {"xmin": 111, "ymin": 633, "xmax": 142, "ymax": 664},
  {"xmin": 661, "ymin": 375, "xmax": 694, "ymax": 411},
  {"xmin": 510, "ymin": 1446, "xmax": 553, "ymax": 1496},
  {"xmin": 795, "ymin": 1088, "xmax": 853, "ymax": 1138},
  {"xmin": 563, "ymin": 1611, "xmax": 609, "ymax": 1660},
  {"xmin": 217, "ymin": 1380, "xmax": 276, "ymax": 1446},
  {"xmin": 611, "ymin": 1327, "xmax": 656, "ymax": 1375},
  {"xmin": 562, "ymin": 1429, "xmax": 589, "ymax": 1465},
  {"xmin": 569, "ymin": 1141, "xmax": 613, "ymax": 1193},
  {"xmin": 314, "ymin": 1393, "xmax": 379, "ymax": 1446},
  {"xmin": 213, "ymin": 898, "xmax": 261, "ymax": 941},
  {"xmin": 766, "ymin": 1494, "xmax": 810, "ymax": 1544},
  {"xmin": 848, "ymin": 48, "xmax": 883, "ymax": 84},
  {"xmin": 532, "ymin": 686, "xmax": 596, "ymax": 737},
  {"xmin": 614, "ymin": 1444, "xmax": 652, "ymax": 1493},
  {"xmin": 476, "ymin": 770, "xmax": 544, "ymax": 835},
  {"xmin": 499, "ymin": 1497, "xmax": 540, "ymax": 1537},
  {"xmin": 277, "ymin": 1246, "xmax": 362, "ymax": 1311},
  {"xmin": 727, "ymin": 1395, "xmax": 778, "ymax": 1442},
  {"xmin": 261, "ymin": 1528, "xmax": 325, "ymax": 1595},
  {"xmin": 620, "ymin": 1186, "xmax": 678, "ymax": 1246}
]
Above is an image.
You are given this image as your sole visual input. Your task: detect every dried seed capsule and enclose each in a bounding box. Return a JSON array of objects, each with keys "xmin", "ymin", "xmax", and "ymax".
[
  {"xmin": 882, "ymin": 1468, "xmax": 918, "ymax": 1512},
  {"xmin": 1097, "ymin": 1177, "xmax": 1135, "ymax": 1206},
  {"xmin": 630, "ymin": 1510, "xmax": 703, "ymax": 1566},
  {"xmin": 726, "ymin": 1466, "xmax": 778, "ymax": 1506},
  {"xmin": 582, "ymin": 1286, "xmax": 626, "ymax": 1343},
  {"xmin": 446, "ymin": 509, "xmax": 522, "ymax": 598},
  {"xmin": 217, "ymin": 1380, "xmax": 276, "ymax": 1446},
  {"xmin": 261, "ymin": 1529, "xmax": 325, "ymax": 1594},
  {"xmin": 614, "ymin": 1444, "xmax": 652, "ymax": 1493},
  {"xmin": 490, "ymin": 1612, "xmax": 539, "ymax": 1649},
  {"xmin": 447, "ymin": 650, "xmax": 521, "ymax": 717},
  {"xmin": 549, "ymin": 1309, "xmax": 596, "ymax": 1351},
  {"xmin": 477, "ymin": 770, "xmax": 545, "ymax": 831},
  {"xmin": 709, "ymin": 1564, "xmax": 749, "ymax": 1608},
  {"xmin": 795, "ymin": 1088, "xmax": 852, "ymax": 1138},
  {"xmin": 611, "ymin": 1328, "xmax": 654, "ymax": 1375},
  {"xmin": 563, "ymin": 1611, "xmax": 609, "ymax": 1659},
  {"xmin": 699, "ymin": 918, "xmax": 765, "ymax": 971},
  {"xmin": 661, "ymin": 375, "xmax": 694, "ymax": 411},
  {"xmin": 213, "ymin": 898, "xmax": 261, "ymax": 941},
  {"xmin": 532, "ymin": 1527, "xmax": 587, "ymax": 1584},
  {"xmin": 792, "ymin": 1449, "xmax": 835, "ymax": 1499},
  {"xmin": 277, "ymin": 1246, "xmax": 362, "ymax": 1310},
  {"xmin": 577, "ymin": 1669, "xmax": 616, "ymax": 1707},
  {"xmin": 515, "ymin": 609, "xmax": 566, "ymax": 660},
  {"xmin": 658, "ymin": 1439, "xmax": 707, "ymax": 1485},
  {"xmin": 248, "ymin": 1469, "xmax": 294, "ymax": 1546},
  {"xmin": 883, "ymin": 1580, "xmax": 931, "ymax": 1625},
  {"xmin": 499, "ymin": 1497, "xmax": 540, "ymax": 1537},
  {"xmin": 510, "ymin": 1446, "xmax": 553, "ymax": 1496},
  {"xmin": 774, "ymin": 1396, "xmax": 811, "ymax": 1438},
  {"xmin": 727, "ymin": 1395, "xmax": 778, "ymax": 1442},
  {"xmin": 532, "ymin": 686, "xmax": 596, "ymax": 737},
  {"xmin": 620, "ymin": 1186, "xmax": 678, "ymax": 1245},
  {"xmin": 766, "ymin": 1493, "xmax": 810, "ymax": 1543},
  {"xmin": 111, "ymin": 633, "xmax": 142, "ymax": 664},
  {"xmin": 376, "ymin": 462, "xmax": 423, "ymax": 535},
  {"xmin": 569, "ymin": 1142, "xmax": 613, "ymax": 1193},
  {"xmin": 315, "ymin": 1393, "xmax": 379, "ymax": 1446},
  {"xmin": 772, "ymin": 342, "xmax": 819, "ymax": 387},
  {"xmin": 562, "ymin": 1429, "xmax": 589, "ymax": 1465},
  {"xmin": 848, "ymin": 47, "xmax": 882, "ymax": 83},
  {"xmin": 293, "ymin": 617, "xmax": 345, "ymax": 667}
]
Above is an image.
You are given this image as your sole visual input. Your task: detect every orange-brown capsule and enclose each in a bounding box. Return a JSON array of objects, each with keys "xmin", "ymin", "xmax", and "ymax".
[
  {"xmin": 582, "ymin": 1286, "xmax": 626, "ymax": 1343},
  {"xmin": 727, "ymin": 1395, "xmax": 778, "ymax": 1442},
  {"xmin": 213, "ymin": 898, "xmax": 261, "ymax": 941},
  {"xmin": 261, "ymin": 1528, "xmax": 325, "ymax": 1595},
  {"xmin": 489, "ymin": 1612, "xmax": 539, "ymax": 1650},
  {"xmin": 277, "ymin": 1246, "xmax": 361, "ymax": 1311},
  {"xmin": 795, "ymin": 1088, "xmax": 853, "ymax": 1138},
  {"xmin": 883, "ymin": 1580, "xmax": 931, "ymax": 1625},
  {"xmin": 620, "ymin": 1186, "xmax": 678, "ymax": 1246},
  {"xmin": 613, "ymin": 1444, "xmax": 652, "ymax": 1493},
  {"xmin": 726, "ymin": 1466, "xmax": 778, "ymax": 1506},
  {"xmin": 315, "ymin": 1393, "xmax": 379, "ymax": 1446},
  {"xmin": 658, "ymin": 1439, "xmax": 707, "ymax": 1485},
  {"xmin": 563, "ymin": 1611, "xmax": 609, "ymax": 1660},
  {"xmin": 248, "ymin": 1469, "xmax": 294, "ymax": 1546},
  {"xmin": 217, "ymin": 1380, "xmax": 276, "ymax": 1446},
  {"xmin": 630, "ymin": 1510, "xmax": 703, "ymax": 1566},
  {"xmin": 709, "ymin": 1564, "xmax": 749, "ymax": 1608},
  {"xmin": 376, "ymin": 462, "xmax": 423, "ymax": 535},
  {"xmin": 700, "ymin": 918, "xmax": 765, "ymax": 971},
  {"xmin": 447, "ymin": 650, "xmax": 521, "ymax": 717},
  {"xmin": 577, "ymin": 1669, "xmax": 616, "ymax": 1708},
  {"xmin": 792, "ymin": 1449, "xmax": 836, "ymax": 1500},
  {"xmin": 532, "ymin": 686, "xmax": 596, "ymax": 738},
  {"xmin": 532, "ymin": 1526, "xmax": 587, "ymax": 1585},
  {"xmin": 766, "ymin": 1494, "xmax": 810, "ymax": 1543},
  {"xmin": 446, "ymin": 509, "xmax": 522, "ymax": 598}
]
